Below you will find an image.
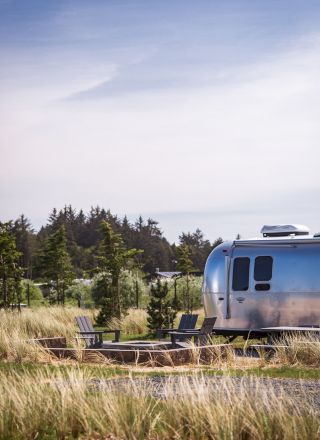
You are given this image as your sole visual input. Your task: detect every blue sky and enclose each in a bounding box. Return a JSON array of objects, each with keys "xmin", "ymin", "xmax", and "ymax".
[{"xmin": 1, "ymin": 0, "xmax": 320, "ymax": 242}]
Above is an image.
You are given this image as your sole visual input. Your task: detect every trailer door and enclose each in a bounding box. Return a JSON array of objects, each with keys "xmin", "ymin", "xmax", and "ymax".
[
  {"xmin": 227, "ymin": 257, "xmax": 251, "ymax": 319},
  {"xmin": 229, "ymin": 252, "xmax": 275, "ymax": 327}
]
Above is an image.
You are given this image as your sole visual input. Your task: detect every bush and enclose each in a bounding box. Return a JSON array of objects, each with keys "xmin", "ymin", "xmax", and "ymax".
[
  {"xmin": 147, "ymin": 279, "xmax": 177, "ymax": 334},
  {"xmin": 166, "ymin": 276, "xmax": 203, "ymax": 311},
  {"xmin": 20, "ymin": 280, "xmax": 43, "ymax": 305},
  {"xmin": 92, "ymin": 270, "xmax": 148, "ymax": 309},
  {"xmin": 119, "ymin": 270, "xmax": 149, "ymax": 308},
  {"xmin": 65, "ymin": 280, "xmax": 94, "ymax": 308}
]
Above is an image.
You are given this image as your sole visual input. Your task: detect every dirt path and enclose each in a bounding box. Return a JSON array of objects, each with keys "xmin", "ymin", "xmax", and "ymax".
[{"xmin": 99, "ymin": 375, "xmax": 320, "ymax": 406}]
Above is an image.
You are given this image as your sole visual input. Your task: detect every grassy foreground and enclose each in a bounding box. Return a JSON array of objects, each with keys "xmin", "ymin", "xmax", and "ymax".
[
  {"xmin": 0, "ymin": 366, "xmax": 318, "ymax": 440},
  {"xmin": 0, "ymin": 307, "xmax": 320, "ymax": 439}
]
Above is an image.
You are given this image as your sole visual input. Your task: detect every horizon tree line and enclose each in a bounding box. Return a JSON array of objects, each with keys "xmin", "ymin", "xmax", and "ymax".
[
  {"xmin": 0, "ymin": 206, "xmax": 227, "ymax": 324},
  {"xmin": 7, "ymin": 205, "xmax": 224, "ymax": 279}
]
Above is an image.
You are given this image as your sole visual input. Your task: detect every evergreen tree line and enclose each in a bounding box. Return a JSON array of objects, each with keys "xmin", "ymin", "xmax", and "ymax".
[
  {"xmin": 8, "ymin": 205, "xmax": 223, "ymax": 279},
  {"xmin": 0, "ymin": 206, "xmax": 225, "ymax": 327}
]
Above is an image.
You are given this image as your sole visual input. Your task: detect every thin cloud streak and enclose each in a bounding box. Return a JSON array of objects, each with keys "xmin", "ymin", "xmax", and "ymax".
[{"xmin": 1, "ymin": 1, "xmax": 320, "ymax": 241}]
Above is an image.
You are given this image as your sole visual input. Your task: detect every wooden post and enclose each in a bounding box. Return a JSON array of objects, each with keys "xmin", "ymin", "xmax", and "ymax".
[
  {"xmin": 27, "ymin": 282, "xmax": 30, "ymax": 307},
  {"xmin": 135, "ymin": 279, "xmax": 139, "ymax": 309},
  {"xmin": 174, "ymin": 277, "xmax": 177, "ymax": 304}
]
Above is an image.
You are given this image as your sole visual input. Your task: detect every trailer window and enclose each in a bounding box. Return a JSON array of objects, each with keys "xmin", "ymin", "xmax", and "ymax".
[
  {"xmin": 254, "ymin": 256, "xmax": 273, "ymax": 281},
  {"xmin": 232, "ymin": 257, "xmax": 250, "ymax": 291}
]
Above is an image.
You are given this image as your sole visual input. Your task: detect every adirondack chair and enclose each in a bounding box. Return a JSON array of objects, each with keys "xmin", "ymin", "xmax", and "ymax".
[
  {"xmin": 169, "ymin": 317, "xmax": 217, "ymax": 348},
  {"xmin": 75, "ymin": 316, "xmax": 121, "ymax": 348},
  {"xmin": 157, "ymin": 314, "xmax": 198, "ymax": 340}
]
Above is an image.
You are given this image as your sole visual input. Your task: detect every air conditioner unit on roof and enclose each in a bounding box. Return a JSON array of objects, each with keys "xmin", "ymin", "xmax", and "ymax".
[{"xmin": 260, "ymin": 224, "xmax": 310, "ymax": 237}]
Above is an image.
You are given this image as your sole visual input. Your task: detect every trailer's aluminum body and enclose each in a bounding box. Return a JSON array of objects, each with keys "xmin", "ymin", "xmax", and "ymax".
[{"xmin": 202, "ymin": 235, "xmax": 320, "ymax": 329}]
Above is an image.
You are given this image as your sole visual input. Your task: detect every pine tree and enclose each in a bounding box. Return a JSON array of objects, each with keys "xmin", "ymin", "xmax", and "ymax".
[
  {"xmin": 48, "ymin": 208, "xmax": 58, "ymax": 229},
  {"xmin": 12, "ymin": 214, "xmax": 35, "ymax": 278},
  {"xmin": 130, "ymin": 215, "xmax": 173, "ymax": 273},
  {"xmin": 121, "ymin": 215, "xmax": 133, "ymax": 248},
  {"xmin": 178, "ymin": 229, "xmax": 212, "ymax": 270},
  {"xmin": 0, "ymin": 222, "xmax": 23, "ymax": 309},
  {"xmin": 147, "ymin": 279, "xmax": 177, "ymax": 334},
  {"xmin": 75, "ymin": 209, "xmax": 87, "ymax": 246},
  {"xmin": 38, "ymin": 226, "xmax": 74, "ymax": 304},
  {"xmin": 135, "ymin": 216, "xmax": 144, "ymax": 232},
  {"xmin": 95, "ymin": 221, "xmax": 142, "ymax": 323},
  {"xmin": 177, "ymin": 244, "xmax": 195, "ymax": 313}
]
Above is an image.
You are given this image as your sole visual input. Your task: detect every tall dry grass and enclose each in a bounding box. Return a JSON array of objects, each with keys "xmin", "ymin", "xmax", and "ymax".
[
  {"xmin": 0, "ymin": 307, "xmax": 206, "ymax": 362},
  {"xmin": 0, "ymin": 369, "xmax": 318, "ymax": 439},
  {"xmin": 109, "ymin": 308, "xmax": 149, "ymax": 335},
  {"xmin": 0, "ymin": 306, "xmax": 93, "ymax": 338},
  {"xmin": 274, "ymin": 333, "xmax": 320, "ymax": 367},
  {"xmin": 0, "ymin": 307, "xmax": 93, "ymax": 362}
]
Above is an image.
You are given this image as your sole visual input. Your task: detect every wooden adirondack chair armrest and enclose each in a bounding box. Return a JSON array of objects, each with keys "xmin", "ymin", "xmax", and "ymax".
[
  {"xmin": 77, "ymin": 330, "xmax": 120, "ymax": 343},
  {"xmin": 102, "ymin": 329, "xmax": 121, "ymax": 342},
  {"xmin": 167, "ymin": 328, "xmax": 200, "ymax": 334},
  {"xmin": 75, "ymin": 336, "xmax": 94, "ymax": 340},
  {"xmin": 102, "ymin": 330, "xmax": 121, "ymax": 333},
  {"xmin": 157, "ymin": 327, "xmax": 178, "ymax": 339},
  {"xmin": 77, "ymin": 331, "xmax": 104, "ymax": 335},
  {"xmin": 159, "ymin": 327, "xmax": 179, "ymax": 332},
  {"xmin": 75, "ymin": 336, "xmax": 99, "ymax": 343},
  {"xmin": 169, "ymin": 330, "xmax": 198, "ymax": 337}
]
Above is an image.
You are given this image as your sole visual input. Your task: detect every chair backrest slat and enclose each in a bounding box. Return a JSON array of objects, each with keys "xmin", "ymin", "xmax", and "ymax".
[
  {"xmin": 189, "ymin": 314, "xmax": 198, "ymax": 329},
  {"xmin": 178, "ymin": 314, "xmax": 199, "ymax": 331},
  {"xmin": 83, "ymin": 316, "xmax": 94, "ymax": 332},
  {"xmin": 76, "ymin": 316, "xmax": 86, "ymax": 332},
  {"xmin": 199, "ymin": 317, "xmax": 217, "ymax": 342},
  {"xmin": 178, "ymin": 314, "xmax": 188, "ymax": 330},
  {"xmin": 199, "ymin": 317, "xmax": 217, "ymax": 335},
  {"xmin": 75, "ymin": 316, "xmax": 95, "ymax": 348},
  {"xmin": 197, "ymin": 317, "xmax": 217, "ymax": 345},
  {"xmin": 176, "ymin": 314, "xmax": 199, "ymax": 342},
  {"xmin": 184, "ymin": 314, "xmax": 192, "ymax": 329}
]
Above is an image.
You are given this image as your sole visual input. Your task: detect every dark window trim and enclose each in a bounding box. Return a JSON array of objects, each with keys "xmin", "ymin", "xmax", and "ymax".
[
  {"xmin": 254, "ymin": 256, "xmax": 273, "ymax": 282},
  {"xmin": 232, "ymin": 257, "xmax": 250, "ymax": 291},
  {"xmin": 255, "ymin": 283, "xmax": 271, "ymax": 291}
]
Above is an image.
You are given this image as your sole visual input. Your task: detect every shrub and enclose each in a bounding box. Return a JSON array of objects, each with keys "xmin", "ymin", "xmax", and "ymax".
[
  {"xmin": 65, "ymin": 280, "xmax": 94, "ymax": 308},
  {"xmin": 20, "ymin": 280, "xmax": 44, "ymax": 304}
]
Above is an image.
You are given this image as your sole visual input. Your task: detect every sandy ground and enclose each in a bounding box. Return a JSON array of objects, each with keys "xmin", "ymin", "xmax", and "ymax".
[{"xmin": 92, "ymin": 374, "xmax": 320, "ymax": 407}]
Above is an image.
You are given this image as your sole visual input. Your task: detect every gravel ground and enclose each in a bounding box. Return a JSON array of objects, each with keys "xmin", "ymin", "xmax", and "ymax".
[{"xmin": 91, "ymin": 375, "xmax": 320, "ymax": 406}]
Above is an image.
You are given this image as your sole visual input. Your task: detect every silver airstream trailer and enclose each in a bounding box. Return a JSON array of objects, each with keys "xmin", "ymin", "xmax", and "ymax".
[{"xmin": 202, "ymin": 225, "xmax": 320, "ymax": 330}]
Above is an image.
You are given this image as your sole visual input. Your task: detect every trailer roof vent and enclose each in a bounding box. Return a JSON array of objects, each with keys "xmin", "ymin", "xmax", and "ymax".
[{"xmin": 260, "ymin": 224, "xmax": 310, "ymax": 237}]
